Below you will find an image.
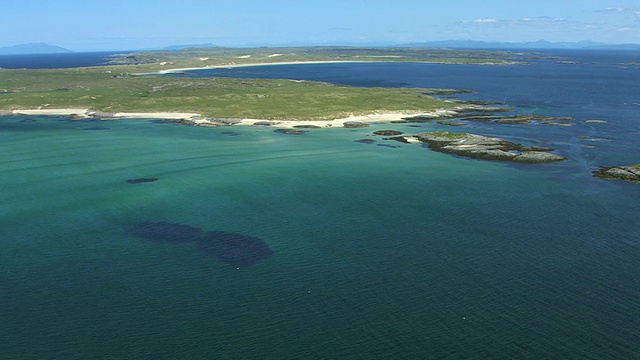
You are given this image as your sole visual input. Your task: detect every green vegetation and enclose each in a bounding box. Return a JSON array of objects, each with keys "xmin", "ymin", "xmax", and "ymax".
[
  {"xmin": 0, "ymin": 47, "xmax": 522, "ymax": 120},
  {"xmin": 109, "ymin": 46, "xmax": 521, "ymax": 71},
  {"xmin": 429, "ymin": 131, "xmax": 468, "ymax": 140}
]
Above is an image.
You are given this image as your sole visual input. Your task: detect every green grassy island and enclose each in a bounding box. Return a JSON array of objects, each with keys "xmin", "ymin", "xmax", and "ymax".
[{"xmin": 0, "ymin": 47, "xmax": 521, "ymax": 124}]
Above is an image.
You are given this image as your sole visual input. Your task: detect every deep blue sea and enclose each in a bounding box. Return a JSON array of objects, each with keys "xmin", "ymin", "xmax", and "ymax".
[
  {"xmin": 0, "ymin": 52, "xmax": 127, "ymax": 69},
  {"xmin": 1, "ymin": 50, "xmax": 640, "ymax": 359}
]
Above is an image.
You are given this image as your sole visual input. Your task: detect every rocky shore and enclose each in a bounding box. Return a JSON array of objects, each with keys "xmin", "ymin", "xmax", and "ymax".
[
  {"xmin": 413, "ymin": 131, "xmax": 567, "ymax": 163},
  {"xmin": 593, "ymin": 165, "xmax": 640, "ymax": 183}
]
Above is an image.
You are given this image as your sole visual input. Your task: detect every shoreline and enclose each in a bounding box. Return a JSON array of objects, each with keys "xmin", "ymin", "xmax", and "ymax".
[
  {"xmin": 139, "ymin": 60, "xmax": 377, "ymax": 76},
  {"xmin": 136, "ymin": 58, "xmax": 519, "ymax": 76},
  {"xmin": 4, "ymin": 108, "xmax": 444, "ymax": 128}
]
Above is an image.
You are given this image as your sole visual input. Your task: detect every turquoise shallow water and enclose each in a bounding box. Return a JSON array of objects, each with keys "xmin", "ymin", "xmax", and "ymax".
[
  {"xmin": 1, "ymin": 116, "xmax": 639, "ymax": 359},
  {"xmin": 2, "ymin": 51, "xmax": 640, "ymax": 358}
]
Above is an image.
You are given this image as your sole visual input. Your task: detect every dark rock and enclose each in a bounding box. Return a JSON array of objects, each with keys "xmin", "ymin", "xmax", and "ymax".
[
  {"xmin": 494, "ymin": 115, "xmax": 574, "ymax": 125},
  {"xmin": 355, "ymin": 139, "xmax": 376, "ymax": 144},
  {"xmin": 377, "ymin": 144, "xmax": 401, "ymax": 148},
  {"xmin": 82, "ymin": 127, "xmax": 110, "ymax": 131},
  {"xmin": 416, "ymin": 131, "xmax": 567, "ymax": 163},
  {"xmin": 221, "ymin": 131, "xmax": 241, "ymax": 136},
  {"xmin": 293, "ymin": 125, "xmax": 322, "ymax": 129},
  {"xmin": 129, "ymin": 221, "xmax": 202, "ymax": 243},
  {"xmin": 198, "ymin": 231, "xmax": 273, "ymax": 266},
  {"xmin": 385, "ymin": 136, "xmax": 410, "ymax": 144},
  {"xmin": 67, "ymin": 114, "xmax": 85, "ymax": 120},
  {"xmin": 274, "ymin": 129, "xmax": 306, "ymax": 135},
  {"xmin": 209, "ymin": 118, "xmax": 242, "ymax": 125},
  {"xmin": 437, "ymin": 120, "xmax": 467, "ymax": 127},
  {"xmin": 343, "ymin": 121, "xmax": 369, "ymax": 128},
  {"xmin": 402, "ymin": 115, "xmax": 440, "ymax": 122},
  {"xmin": 593, "ymin": 165, "xmax": 640, "ymax": 183},
  {"xmin": 373, "ymin": 130, "xmax": 404, "ymax": 136},
  {"xmin": 459, "ymin": 115, "xmax": 502, "ymax": 122},
  {"xmin": 127, "ymin": 178, "xmax": 158, "ymax": 184},
  {"xmin": 253, "ymin": 121, "xmax": 280, "ymax": 126},
  {"xmin": 89, "ymin": 111, "xmax": 118, "ymax": 119}
]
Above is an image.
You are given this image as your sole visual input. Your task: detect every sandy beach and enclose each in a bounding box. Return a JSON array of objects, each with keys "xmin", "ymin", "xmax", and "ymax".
[
  {"xmin": 5, "ymin": 108, "xmax": 440, "ymax": 128},
  {"xmin": 144, "ymin": 60, "xmax": 376, "ymax": 75}
]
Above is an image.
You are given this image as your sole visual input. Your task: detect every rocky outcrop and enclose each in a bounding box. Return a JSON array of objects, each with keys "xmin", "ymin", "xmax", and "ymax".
[
  {"xmin": 253, "ymin": 121, "xmax": 280, "ymax": 126},
  {"xmin": 293, "ymin": 125, "xmax": 322, "ymax": 129},
  {"xmin": 0, "ymin": 110, "xmax": 14, "ymax": 116},
  {"xmin": 274, "ymin": 129, "xmax": 306, "ymax": 135},
  {"xmin": 415, "ymin": 131, "xmax": 566, "ymax": 163},
  {"xmin": 373, "ymin": 130, "xmax": 404, "ymax": 136},
  {"xmin": 208, "ymin": 117, "xmax": 242, "ymax": 125},
  {"xmin": 593, "ymin": 165, "xmax": 640, "ymax": 183},
  {"xmin": 88, "ymin": 111, "xmax": 118, "ymax": 119},
  {"xmin": 437, "ymin": 120, "xmax": 466, "ymax": 127},
  {"xmin": 343, "ymin": 121, "xmax": 369, "ymax": 128}
]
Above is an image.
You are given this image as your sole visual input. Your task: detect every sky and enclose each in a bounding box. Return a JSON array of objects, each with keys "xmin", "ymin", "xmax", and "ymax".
[{"xmin": 1, "ymin": 0, "xmax": 639, "ymax": 51}]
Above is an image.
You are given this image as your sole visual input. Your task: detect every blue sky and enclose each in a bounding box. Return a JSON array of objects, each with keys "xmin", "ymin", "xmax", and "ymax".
[{"xmin": 1, "ymin": 0, "xmax": 639, "ymax": 50}]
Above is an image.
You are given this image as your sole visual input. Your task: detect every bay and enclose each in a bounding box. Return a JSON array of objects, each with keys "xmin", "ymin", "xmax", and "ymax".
[{"xmin": 1, "ymin": 50, "xmax": 640, "ymax": 359}]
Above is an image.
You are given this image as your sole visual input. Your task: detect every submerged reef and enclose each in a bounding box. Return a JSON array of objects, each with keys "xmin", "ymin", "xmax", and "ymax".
[
  {"xmin": 129, "ymin": 221, "xmax": 202, "ymax": 243},
  {"xmin": 128, "ymin": 221, "xmax": 273, "ymax": 266},
  {"xmin": 198, "ymin": 231, "xmax": 274, "ymax": 267}
]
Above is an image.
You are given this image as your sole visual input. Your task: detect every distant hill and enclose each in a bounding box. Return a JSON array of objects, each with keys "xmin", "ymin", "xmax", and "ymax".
[
  {"xmin": 162, "ymin": 43, "xmax": 220, "ymax": 51},
  {"xmin": 0, "ymin": 43, "xmax": 72, "ymax": 55}
]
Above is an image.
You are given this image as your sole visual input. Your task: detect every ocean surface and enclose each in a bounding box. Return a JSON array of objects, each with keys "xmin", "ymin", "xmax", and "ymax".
[
  {"xmin": 0, "ymin": 52, "xmax": 127, "ymax": 69},
  {"xmin": 1, "ymin": 50, "xmax": 640, "ymax": 359}
]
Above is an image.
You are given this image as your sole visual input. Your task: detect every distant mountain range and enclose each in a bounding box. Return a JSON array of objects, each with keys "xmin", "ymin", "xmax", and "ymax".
[
  {"xmin": 2, "ymin": 40, "xmax": 639, "ymax": 55},
  {"xmin": 163, "ymin": 40, "xmax": 640, "ymax": 51},
  {"xmin": 0, "ymin": 42, "xmax": 72, "ymax": 55},
  {"xmin": 400, "ymin": 40, "xmax": 640, "ymax": 50}
]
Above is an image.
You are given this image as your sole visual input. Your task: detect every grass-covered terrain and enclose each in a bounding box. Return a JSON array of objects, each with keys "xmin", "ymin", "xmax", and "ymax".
[{"xmin": 0, "ymin": 47, "xmax": 518, "ymax": 120}]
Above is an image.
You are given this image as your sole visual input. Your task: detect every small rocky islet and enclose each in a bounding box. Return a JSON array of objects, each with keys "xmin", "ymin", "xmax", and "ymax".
[
  {"xmin": 411, "ymin": 131, "xmax": 567, "ymax": 163},
  {"xmin": 593, "ymin": 165, "xmax": 640, "ymax": 183}
]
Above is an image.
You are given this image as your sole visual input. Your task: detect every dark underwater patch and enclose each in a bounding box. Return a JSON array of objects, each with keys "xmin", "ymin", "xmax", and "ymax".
[
  {"xmin": 274, "ymin": 129, "xmax": 306, "ymax": 135},
  {"xmin": 198, "ymin": 231, "xmax": 273, "ymax": 266},
  {"xmin": 82, "ymin": 126, "xmax": 110, "ymax": 131},
  {"xmin": 128, "ymin": 222, "xmax": 273, "ymax": 266},
  {"xmin": 127, "ymin": 178, "xmax": 158, "ymax": 184},
  {"xmin": 128, "ymin": 221, "xmax": 202, "ymax": 243}
]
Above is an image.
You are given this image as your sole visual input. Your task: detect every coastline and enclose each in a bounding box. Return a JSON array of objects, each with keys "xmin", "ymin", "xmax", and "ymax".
[
  {"xmin": 5, "ymin": 108, "xmax": 441, "ymax": 128},
  {"xmin": 141, "ymin": 60, "xmax": 377, "ymax": 75},
  {"xmin": 137, "ymin": 58, "xmax": 515, "ymax": 76}
]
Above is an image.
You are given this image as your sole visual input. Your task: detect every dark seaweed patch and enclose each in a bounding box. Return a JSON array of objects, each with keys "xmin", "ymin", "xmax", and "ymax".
[
  {"xmin": 128, "ymin": 222, "xmax": 273, "ymax": 266},
  {"xmin": 198, "ymin": 231, "xmax": 273, "ymax": 266},
  {"xmin": 82, "ymin": 126, "xmax": 110, "ymax": 131}
]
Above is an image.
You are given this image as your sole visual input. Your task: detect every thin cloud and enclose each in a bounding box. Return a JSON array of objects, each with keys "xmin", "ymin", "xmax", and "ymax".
[
  {"xmin": 473, "ymin": 18, "xmax": 498, "ymax": 23},
  {"xmin": 596, "ymin": 7, "xmax": 640, "ymax": 15}
]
